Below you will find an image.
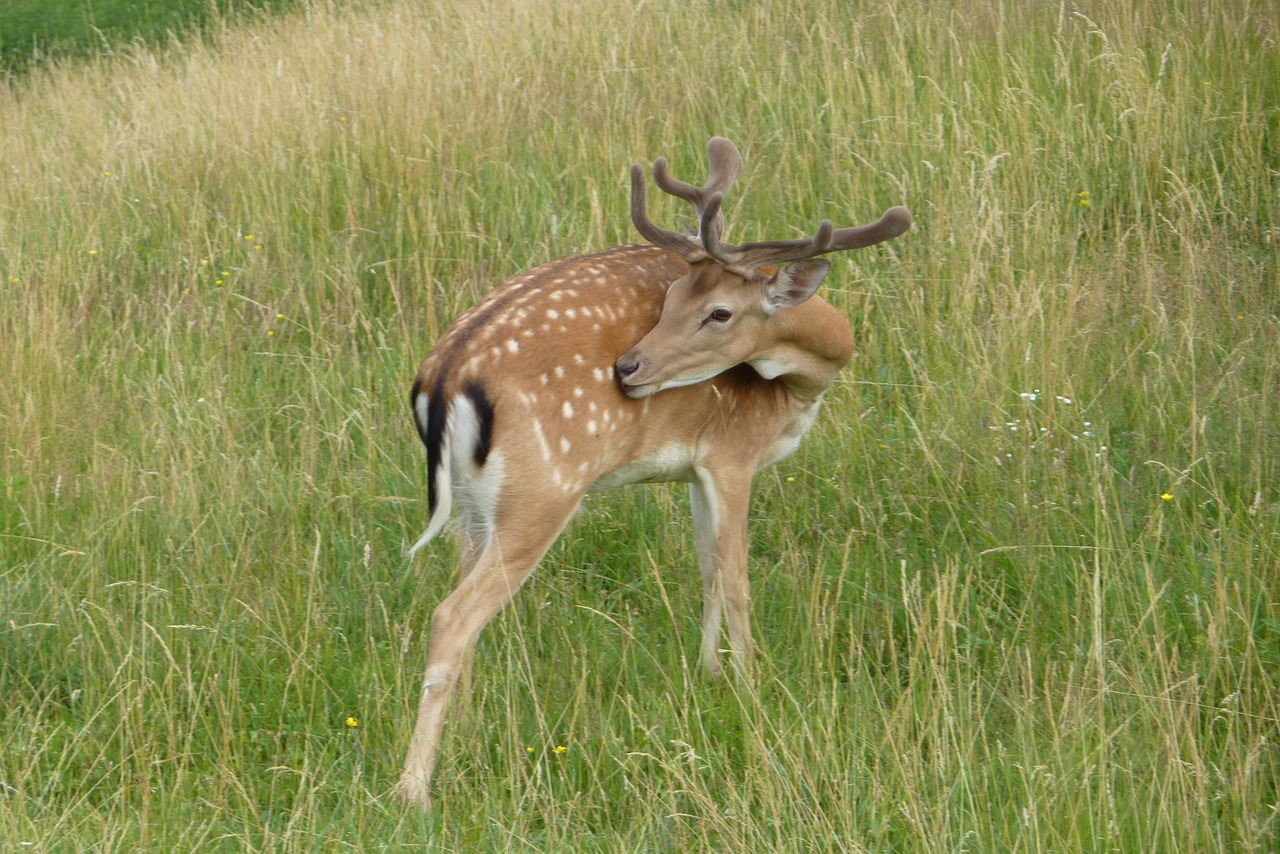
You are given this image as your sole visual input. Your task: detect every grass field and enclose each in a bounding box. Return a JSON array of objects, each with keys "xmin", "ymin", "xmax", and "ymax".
[{"xmin": 1, "ymin": 0, "xmax": 1278, "ymax": 849}]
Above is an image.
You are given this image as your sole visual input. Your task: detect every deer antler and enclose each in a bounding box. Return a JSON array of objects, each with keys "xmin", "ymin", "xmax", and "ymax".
[
  {"xmin": 632, "ymin": 137, "xmax": 912, "ymax": 274},
  {"xmin": 705, "ymin": 206, "xmax": 913, "ymax": 273}
]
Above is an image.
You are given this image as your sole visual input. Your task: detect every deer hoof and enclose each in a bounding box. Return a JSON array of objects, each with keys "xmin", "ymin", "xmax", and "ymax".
[{"xmin": 395, "ymin": 774, "xmax": 433, "ymax": 812}]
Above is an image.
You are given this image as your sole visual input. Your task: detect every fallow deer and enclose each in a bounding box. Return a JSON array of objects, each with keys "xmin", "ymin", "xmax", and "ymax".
[{"xmin": 398, "ymin": 137, "xmax": 910, "ymax": 808}]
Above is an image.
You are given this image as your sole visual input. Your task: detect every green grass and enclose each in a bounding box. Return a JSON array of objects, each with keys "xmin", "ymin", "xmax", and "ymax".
[
  {"xmin": 0, "ymin": 0, "xmax": 309, "ymax": 77},
  {"xmin": 2, "ymin": 0, "xmax": 1278, "ymax": 849}
]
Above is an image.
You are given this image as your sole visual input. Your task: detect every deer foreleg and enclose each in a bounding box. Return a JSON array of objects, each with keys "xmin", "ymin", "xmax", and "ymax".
[
  {"xmin": 690, "ymin": 476, "xmax": 725, "ymax": 677},
  {"xmin": 691, "ymin": 467, "xmax": 755, "ymax": 679}
]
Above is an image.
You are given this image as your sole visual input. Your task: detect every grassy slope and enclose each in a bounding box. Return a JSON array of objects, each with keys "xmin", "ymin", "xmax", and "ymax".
[
  {"xmin": 0, "ymin": 0, "xmax": 299, "ymax": 77},
  {"xmin": 1, "ymin": 0, "xmax": 1277, "ymax": 849}
]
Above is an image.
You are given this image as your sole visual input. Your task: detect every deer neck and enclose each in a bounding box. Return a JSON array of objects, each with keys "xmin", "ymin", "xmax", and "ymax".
[{"xmin": 746, "ymin": 296, "xmax": 854, "ymax": 401}]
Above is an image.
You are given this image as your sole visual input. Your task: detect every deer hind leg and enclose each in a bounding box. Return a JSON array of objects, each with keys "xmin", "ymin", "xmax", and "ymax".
[
  {"xmin": 690, "ymin": 467, "xmax": 756, "ymax": 679},
  {"xmin": 396, "ymin": 497, "xmax": 580, "ymax": 810},
  {"xmin": 451, "ymin": 509, "xmax": 491, "ymax": 710}
]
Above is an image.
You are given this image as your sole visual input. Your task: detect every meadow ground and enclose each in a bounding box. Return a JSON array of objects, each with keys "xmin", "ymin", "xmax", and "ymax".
[{"xmin": 1, "ymin": 0, "xmax": 1277, "ymax": 849}]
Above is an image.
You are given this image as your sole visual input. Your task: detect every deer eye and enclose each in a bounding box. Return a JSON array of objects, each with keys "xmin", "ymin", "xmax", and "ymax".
[{"xmin": 705, "ymin": 308, "xmax": 732, "ymax": 324}]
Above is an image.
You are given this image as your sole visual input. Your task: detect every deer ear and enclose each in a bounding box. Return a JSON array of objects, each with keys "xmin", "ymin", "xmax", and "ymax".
[{"xmin": 763, "ymin": 259, "xmax": 830, "ymax": 313}]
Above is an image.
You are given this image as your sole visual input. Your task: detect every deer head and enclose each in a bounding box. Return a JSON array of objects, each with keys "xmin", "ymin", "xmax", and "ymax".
[{"xmin": 616, "ymin": 137, "xmax": 911, "ymax": 398}]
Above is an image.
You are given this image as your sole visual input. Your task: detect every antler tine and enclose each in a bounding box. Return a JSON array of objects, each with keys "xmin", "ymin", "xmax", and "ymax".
[
  {"xmin": 698, "ymin": 192, "xmax": 728, "ymax": 260},
  {"xmin": 829, "ymin": 205, "xmax": 913, "ymax": 250},
  {"xmin": 630, "ymin": 163, "xmax": 704, "ymax": 258},
  {"xmin": 652, "ymin": 137, "xmax": 744, "ymax": 218}
]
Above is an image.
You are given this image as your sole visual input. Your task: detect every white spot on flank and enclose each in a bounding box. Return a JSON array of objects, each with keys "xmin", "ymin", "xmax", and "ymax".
[
  {"xmin": 560, "ymin": 437, "xmax": 572, "ymax": 454},
  {"xmin": 506, "ymin": 338, "xmax": 520, "ymax": 354},
  {"xmin": 563, "ymin": 401, "xmax": 575, "ymax": 418},
  {"xmin": 587, "ymin": 420, "xmax": 597, "ymax": 434},
  {"xmin": 592, "ymin": 367, "xmax": 606, "ymax": 382},
  {"xmin": 574, "ymin": 387, "xmax": 584, "ymax": 398},
  {"xmin": 547, "ymin": 309, "xmax": 560, "ymax": 320},
  {"xmin": 573, "ymin": 354, "xmax": 585, "ymax": 364},
  {"xmin": 555, "ymin": 366, "xmax": 565, "ymax": 379},
  {"xmin": 540, "ymin": 373, "xmax": 549, "ymax": 385},
  {"xmin": 566, "ymin": 309, "xmax": 577, "ymax": 318},
  {"xmin": 532, "ymin": 420, "xmax": 552, "ymax": 462}
]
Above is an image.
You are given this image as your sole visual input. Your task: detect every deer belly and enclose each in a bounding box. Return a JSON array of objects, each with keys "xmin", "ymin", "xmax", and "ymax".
[{"xmin": 592, "ymin": 443, "xmax": 696, "ymax": 490}]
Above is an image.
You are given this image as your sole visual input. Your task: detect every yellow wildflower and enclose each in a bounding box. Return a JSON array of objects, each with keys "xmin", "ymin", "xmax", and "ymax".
[
  {"xmin": 345, "ymin": 716, "xmax": 359, "ymax": 728},
  {"xmin": 1160, "ymin": 492, "xmax": 1173, "ymax": 502}
]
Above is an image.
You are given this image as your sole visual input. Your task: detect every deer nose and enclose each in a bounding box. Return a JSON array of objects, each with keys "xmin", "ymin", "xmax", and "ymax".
[{"xmin": 615, "ymin": 354, "xmax": 641, "ymax": 382}]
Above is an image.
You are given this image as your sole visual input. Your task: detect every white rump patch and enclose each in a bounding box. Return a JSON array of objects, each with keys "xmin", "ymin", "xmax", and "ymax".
[{"xmin": 408, "ymin": 392, "xmax": 504, "ymax": 558}]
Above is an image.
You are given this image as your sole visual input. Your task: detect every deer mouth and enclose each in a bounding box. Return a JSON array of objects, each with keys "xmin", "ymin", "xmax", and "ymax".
[{"xmin": 619, "ymin": 377, "xmax": 660, "ymax": 399}]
